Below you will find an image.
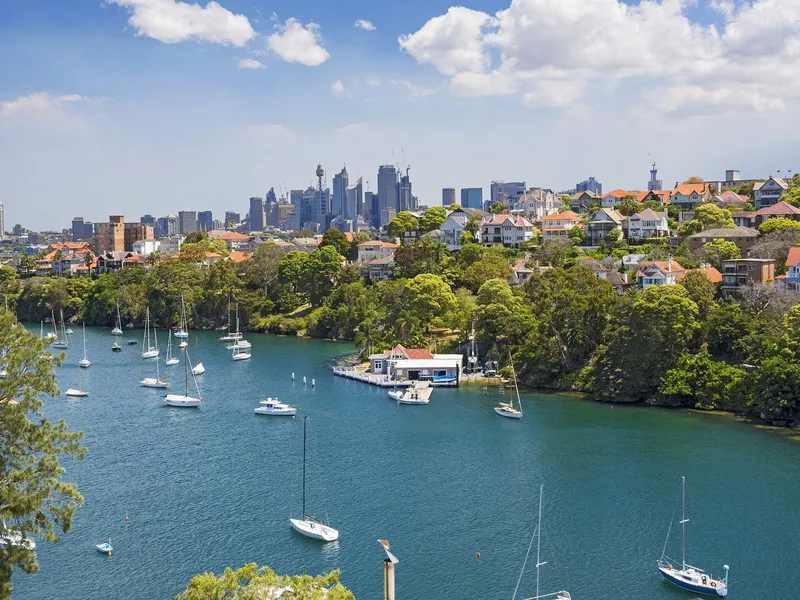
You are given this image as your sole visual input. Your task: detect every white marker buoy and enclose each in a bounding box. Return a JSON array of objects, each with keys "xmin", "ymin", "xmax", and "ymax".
[
  {"xmin": 303, "ymin": 376, "xmax": 307, "ymax": 385},
  {"xmin": 312, "ymin": 378, "xmax": 316, "ymax": 387},
  {"xmin": 291, "ymin": 372, "xmax": 295, "ymax": 381}
]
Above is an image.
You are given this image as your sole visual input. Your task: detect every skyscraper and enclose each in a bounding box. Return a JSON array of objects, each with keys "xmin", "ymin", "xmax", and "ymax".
[
  {"xmin": 197, "ymin": 211, "xmax": 213, "ymax": 231},
  {"xmin": 576, "ymin": 176, "xmax": 602, "ymax": 195},
  {"xmin": 399, "ymin": 170, "xmax": 415, "ymax": 211},
  {"xmin": 332, "ymin": 167, "xmax": 349, "ymax": 217},
  {"xmin": 461, "ymin": 188, "xmax": 482, "ymax": 209},
  {"xmin": 71, "ymin": 217, "xmax": 93, "ymax": 241},
  {"xmin": 156, "ymin": 215, "xmax": 177, "ymax": 238},
  {"xmin": 345, "ymin": 177, "xmax": 363, "ymax": 220},
  {"xmin": 178, "ymin": 211, "xmax": 198, "ymax": 235},
  {"xmin": 377, "ymin": 165, "xmax": 399, "ymax": 225},
  {"xmin": 249, "ymin": 196, "xmax": 264, "ymax": 232},
  {"xmin": 442, "ymin": 188, "xmax": 456, "ymax": 206},
  {"xmin": 224, "ymin": 211, "xmax": 240, "ymax": 228},
  {"xmin": 312, "ymin": 165, "xmax": 330, "ymax": 227},
  {"xmin": 140, "ymin": 214, "xmax": 156, "ymax": 227},
  {"xmin": 266, "ymin": 187, "xmax": 277, "ymax": 209},
  {"xmin": 491, "ymin": 181, "xmax": 526, "ymax": 209}
]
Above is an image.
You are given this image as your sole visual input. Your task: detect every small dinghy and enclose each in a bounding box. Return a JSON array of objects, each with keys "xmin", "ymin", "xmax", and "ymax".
[{"xmin": 96, "ymin": 539, "xmax": 113, "ymax": 555}]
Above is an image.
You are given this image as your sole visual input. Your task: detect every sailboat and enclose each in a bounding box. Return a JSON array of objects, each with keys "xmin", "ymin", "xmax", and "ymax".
[
  {"xmin": 658, "ymin": 477, "xmax": 729, "ymax": 597},
  {"xmin": 111, "ymin": 301, "xmax": 123, "ymax": 336},
  {"xmin": 191, "ymin": 337, "xmax": 205, "ymax": 375},
  {"xmin": 289, "ymin": 416, "xmax": 339, "ymax": 542},
  {"xmin": 495, "ymin": 352, "xmax": 522, "ymax": 419},
  {"xmin": 140, "ymin": 342, "xmax": 168, "ymax": 389},
  {"xmin": 165, "ymin": 331, "xmax": 179, "ymax": 367},
  {"xmin": 52, "ymin": 310, "xmax": 69, "ymax": 349},
  {"xmin": 231, "ymin": 308, "xmax": 251, "ymax": 361},
  {"xmin": 46, "ymin": 315, "xmax": 57, "ymax": 341},
  {"xmin": 218, "ymin": 297, "xmax": 242, "ymax": 342},
  {"xmin": 163, "ymin": 346, "xmax": 202, "ymax": 407},
  {"xmin": 512, "ymin": 486, "xmax": 571, "ymax": 600},
  {"xmin": 174, "ymin": 294, "xmax": 189, "ymax": 341},
  {"xmin": 141, "ymin": 308, "xmax": 159, "ymax": 359},
  {"xmin": 65, "ymin": 362, "xmax": 88, "ymax": 397},
  {"xmin": 78, "ymin": 323, "xmax": 91, "ymax": 368}
]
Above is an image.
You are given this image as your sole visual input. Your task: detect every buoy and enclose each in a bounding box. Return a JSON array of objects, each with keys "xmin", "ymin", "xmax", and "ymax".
[
  {"xmin": 476, "ymin": 552, "xmax": 481, "ymax": 558},
  {"xmin": 610, "ymin": 405, "xmax": 614, "ymax": 410},
  {"xmin": 312, "ymin": 378, "xmax": 315, "ymax": 387},
  {"xmin": 303, "ymin": 376, "xmax": 307, "ymax": 385},
  {"xmin": 125, "ymin": 511, "xmax": 128, "ymax": 522},
  {"xmin": 291, "ymin": 372, "xmax": 295, "ymax": 381}
]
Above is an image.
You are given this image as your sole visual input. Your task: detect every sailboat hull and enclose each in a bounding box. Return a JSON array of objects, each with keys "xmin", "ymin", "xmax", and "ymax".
[
  {"xmin": 140, "ymin": 378, "xmax": 168, "ymax": 389},
  {"xmin": 163, "ymin": 394, "xmax": 201, "ymax": 407},
  {"xmin": 659, "ymin": 566, "xmax": 727, "ymax": 597},
  {"xmin": 166, "ymin": 359, "xmax": 180, "ymax": 366},
  {"xmin": 141, "ymin": 350, "xmax": 159, "ymax": 359},
  {"xmin": 111, "ymin": 328, "xmax": 123, "ymax": 335},
  {"xmin": 191, "ymin": 363, "xmax": 205, "ymax": 375},
  {"xmin": 289, "ymin": 518, "xmax": 339, "ymax": 542},
  {"xmin": 65, "ymin": 389, "xmax": 88, "ymax": 397},
  {"xmin": 494, "ymin": 406, "xmax": 522, "ymax": 418}
]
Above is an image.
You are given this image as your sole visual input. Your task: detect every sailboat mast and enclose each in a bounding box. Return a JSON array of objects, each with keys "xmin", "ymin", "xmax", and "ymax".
[
  {"xmin": 83, "ymin": 323, "xmax": 87, "ymax": 359},
  {"xmin": 302, "ymin": 416, "xmax": 308, "ymax": 517},
  {"xmin": 681, "ymin": 476, "xmax": 686, "ymax": 569},
  {"xmin": 510, "ymin": 351, "xmax": 522, "ymax": 412},
  {"xmin": 536, "ymin": 484, "xmax": 543, "ymax": 599},
  {"xmin": 184, "ymin": 347, "xmax": 189, "ymax": 395}
]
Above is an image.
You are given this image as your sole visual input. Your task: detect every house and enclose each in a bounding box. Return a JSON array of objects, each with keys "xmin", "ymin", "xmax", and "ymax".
[
  {"xmin": 438, "ymin": 207, "xmax": 486, "ymax": 250},
  {"xmin": 541, "ymin": 211, "xmax": 582, "ymax": 241},
  {"xmin": 688, "ymin": 226, "xmax": 760, "ymax": 253},
  {"xmin": 779, "ymin": 247, "xmax": 800, "ymax": 291},
  {"xmin": 601, "ymin": 189, "xmax": 631, "ymax": 207},
  {"xmin": 754, "ymin": 200, "xmax": 800, "ymax": 225},
  {"xmin": 636, "ymin": 259, "xmax": 686, "ymax": 289},
  {"xmin": 731, "ymin": 211, "xmax": 757, "ymax": 228},
  {"xmin": 369, "ymin": 345, "xmax": 460, "ymax": 384},
  {"xmin": 637, "ymin": 190, "xmax": 672, "ymax": 206},
  {"xmin": 359, "ymin": 256, "xmax": 395, "ymax": 280},
  {"xmin": 357, "ymin": 240, "xmax": 397, "ymax": 262},
  {"xmin": 227, "ymin": 251, "xmax": 252, "ymax": 264},
  {"xmin": 689, "ymin": 265, "xmax": 722, "ymax": 283},
  {"xmin": 622, "ymin": 254, "xmax": 646, "ymax": 271},
  {"xmin": 586, "ymin": 208, "xmax": 624, "ymax": 245},
  {"xmin": 96, "ymin": 251, "xmax": 135, "ymax": 274},
  {"xmin": 670, "ymin": 183, "xmax": 711, "ymax": 212},
  {"xmin": 480, "ymin": 214, "xmax": 534, "ymax": 248},
  {"xmin": 208, "ymin": 230, "xmax": 252, "ymax": 251},
  {"xmin": 721, "ymin": 258, "xmax": 775, "ymax": 295},
  {"xmin": 569, "ymin": 191, "xmax": 601, "ymax": 214},
  {"xmin": 626, "ymin": 208, "xmax": 669, "ymax": 240},
  {"xmin": 754, "ymin": 177, "xmax": 789, "ymax": 209},
  {"xmin": 517, "ymin": 188, "xmax": 559, "ymax": 221},
  {"xmin": 291, "ymin": 237, "xmax": 321, "ymax": 252},
  {"xmin": 577, "ymin": 257, "xmax": 633, "ymax": 294},
  {"xmin": 714, "ymin": 190, "xmax": 750, "ymax": 207}
]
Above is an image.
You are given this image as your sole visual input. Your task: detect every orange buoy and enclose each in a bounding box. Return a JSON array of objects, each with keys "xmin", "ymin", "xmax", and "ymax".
[{"xmin": 476, "ymin": 552, "xmax": 481, "ymax": 558}]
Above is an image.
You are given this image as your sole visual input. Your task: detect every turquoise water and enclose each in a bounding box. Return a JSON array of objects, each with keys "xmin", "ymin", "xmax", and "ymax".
[{"xmin": 12, "ymin": 327, "xmax": 800, "ymax": 599}]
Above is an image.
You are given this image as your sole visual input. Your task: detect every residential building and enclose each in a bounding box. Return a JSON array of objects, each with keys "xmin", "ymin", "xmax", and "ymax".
[
  {"xmin": 541, "ymin": 211, "xmax": 582, "ymax": 240},
  {"xmin": 71, "ymin": 217, "xmax": 94, "ymax": 241},
  {"xmin": 178, "ymin": 211, "xmax": 197, "ymax": 235},
  {"xmin": 480, "ymin": 214, "xmax": 534, "ymax": 247},
  {"xmin": 442, "ymin": 188, "xmax": 456, "ymax": 206},
  {"xmin": 648, "ymin": 162, "xmax": 662, "ymax": 191},
  {"xmin": 461, "ymin": 188, "xmax": 483, "ymax": 209},
  {"xmin": 754, "ymin": 177, "xmax": 788, "ymax": 209},
  {"xmin": 779, "ymin": 247, "xmax": 800, "ymax": 291},
  {"xmin": 332, "ymin": 167, "xmax": 349, "ymax": 217},
  {"xmin": 360, "ymin": 256, "xmax": 395, "ymax": 280},
  {"xmin": 721, "ymin": 258, "xmax": 775, "ymax": 295},
  {"xmin": 249, "ymin": 197, "xmax": 265, "ymax": 232},
  {"xmin": 754, "ymin": 200, "xmax": 800, "ymax": 225},
  {"xmin": 490, "ymin": 181, "xmax": 526, "ymax": 209},
  {"xmin": 636, "ymin": 259, "xmax": 686, "ymax": 289},
  {"xmin": 626, "ymin": 209, "xmax": 669, "ymax": 240},
  {"xmin": 576, "ymin": 176, "xmax": 602, "ymax": 195},
  {"xmin": 586, "ymin": 208, "xmax": 624, "ymax": 245},
  {"xmin": 208, "ymin": 230, "xmax": 251, "ymax": 251},
  {"xmin": 197, "ymin": 211, "xmax": 213, "ymax": 232},
  {"xmin": 706, "ymin": 169, "xmax": 762, "ymax": 193},
  {"xmin": 224, "ymin": 211, "xmax": 241, "ymax": 228},
  {"xmin": 688, "ymin": 226, "xmax": 760, "ymax": 253},
  {"xmin": 345, "ymin": 178, "xmax": 363, "ymax": 220},
  {"xmin": 274, "ymin": 203, "xmax": 295, "ymax": 231},
  {"xmin": 638, "ymin": 190, "xmax": 672, "ymax": 206},
  {"xmin": 691, "ymin": 265, "xmax": 723, "ymax": 284},
  {"xmin": 601, "ymin": 189, "xmax": 630, "ymax": 207},
  {"xmin": 158, "ymin": 237, "xmax": 184, "ymax": 255},
  {"xmin": 569, "ymin": 191, "xmax": 600, "ymax": 214},
  {"xmin": 439, "ymin": 207, "xmax": 486, "ymax": 250},
  {"xmin": 731, "ymin": 211, "xmax": 757, "ymax": 228},
  {"xmin": 378, "ymin": 165, "xmax": 399, "ymax": 222},
  {"xmin": 132, "ymin": 239, "xmax": 160, "ymax": 255},
  {"xmin": 671, "ymin": 182, "xmax": 711, "ymax": 212},
  {"xmin": 577, "ymin": 258, "xmax": 633, "ymax": 295},
  {"xmin": 124, "ymin": 223, "xmax": 154, "ymax": 251},
  {"xmin": 713, "ymin": 190, "xmax": 750, "ymax": 207},
  {"xmin": 518, "ymin": 188, "xmax": 558, "ymax": 221},
  {"xmin": 623, "ymin": 254, "xmax": 646, "ymax": 271},
  {"xmin": 94, "ymin": 216, "xmax": 125, "ymax": 253}
]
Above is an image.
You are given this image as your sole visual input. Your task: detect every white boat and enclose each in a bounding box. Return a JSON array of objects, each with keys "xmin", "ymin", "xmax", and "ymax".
[
  {"xmin": 226, "ymin": 340, "xmax": 252, "ymax": 350},
  {"xmin": 658, "ymin": 477, "xmax": 729, "ymax": 597},
  {"xmin": 78, "ymin": 323, "xmax": 91, "ymax": 368},
  {"xmin": 388, "ymin": 388, "xmax": 403, "ymax": 401},
  {"xmin": 112, "ymin": 301, "xmax": 123, "ymax": 336},
  {"xmin": 163, "ymin": 347, "xmax": 202, "ymax": 408},
  {"xmin": 255, "ymin": 398, "xmax": 298, "ymax": 416},
  {"xmin": 218, "ymin": 297, "xmax": 242, "ymax": 341},
  {"xmin": 398, "ymin": 385, "xmax": 430, "ymax": 405},
  {"xmin": 65, "ymin": 388, "xmax": 88, "ymax": 398},
  {"xmin": 66, "ymin": 327, "xmax": 74, "ymax": 336},
  {"xmin": 173, "ymin": 293, "xmax": 190, "ymax": 340},
  {"xmin": 140, "ymin": 352, "xmax": 168, "ymax": 389},
  {"xmin": 0, "ymin": 371, "xmax": 6, "ymax": 380},
  {"xmin": 191, "ymin": 337, "xmax": 205, "ymax": 375},
  {"xmin": 495, "ymin": 352, "xmax": 522, "ymax": 419},
  {"xmin": 51, "ymin": 310, "xmax": 69, "ymax": 349},
  {"xmin": 231, "ymin": 308, "xmax": 251, "ymax": 361},
  {"xmin": 289, "ymin": 416, "xmax": 339, "ymax": 542},
  {"xmin": 0, "ymin": 523, "xmax": 36, "ymax": 550},
  {"xmin": 165, "ymin": 331, "xmax": 179, "ymax": 366},
  {"xmin": 141, "ymin": 308, "xmax": 159, "ymax": 359},
  {"xmin": 96, "ymin": 539, "xmax": 112, "ymax": 555}
]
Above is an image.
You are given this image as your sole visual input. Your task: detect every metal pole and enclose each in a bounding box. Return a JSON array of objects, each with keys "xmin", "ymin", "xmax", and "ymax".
[{"xmin": 384, "ymin": 559, "xmax": 395, "ymax": 600}]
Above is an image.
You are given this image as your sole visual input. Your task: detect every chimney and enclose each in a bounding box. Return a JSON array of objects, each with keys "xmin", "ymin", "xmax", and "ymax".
[
  {"xmin": 667, "ymin": 257, "xmax": 673, "ymax": 272},
  {"xmin": 623, "ymin": 272, "xmax": 628, "ymax": 284}
]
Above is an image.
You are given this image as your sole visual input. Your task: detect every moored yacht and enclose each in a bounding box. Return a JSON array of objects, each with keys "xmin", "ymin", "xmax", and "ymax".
[{"xmin": 255, "ymin": 398, "xmax": 297, "ymax": 416}]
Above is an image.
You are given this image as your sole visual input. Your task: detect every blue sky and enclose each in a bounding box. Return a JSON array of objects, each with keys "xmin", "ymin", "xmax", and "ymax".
[{"xmin": 1, "ymin": 0, "xmax": 799, "ymax": 230}]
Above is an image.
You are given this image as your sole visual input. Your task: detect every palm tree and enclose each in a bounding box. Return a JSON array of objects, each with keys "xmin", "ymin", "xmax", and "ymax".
[
  {"xmin": 83, "ymin": 250, "xmax": 94, "ymax": 277},
  {"xmin": 147, "ymin": 251, "xmax": 161, "ymax": 266}
]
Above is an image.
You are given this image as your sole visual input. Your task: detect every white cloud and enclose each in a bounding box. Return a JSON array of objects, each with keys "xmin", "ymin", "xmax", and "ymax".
[
  {"xmin": 243, "ymin": 123, "xmax": 295, "ymax": 140},
  {"xmin": 645, "ymin": 84, "xmax": 786, "ymax": 117},
  {"xmin": 354, "ymin": 19, "xmax": 376, "ymax": 31},
  {"xmin": 399, "ymin": 0, "xmax": 800, "ymax": 116},
  {"xmin": 106, "ymin": 0, "xmax": 256, "ymax": 46},
  {"xmin": 267, "ymin": 17, "xmax": 330, "ymax": 66},
  {"xmin": 0, "ymin": 92, "xmax": 91, "ymax": 128},
  {"xmin": 331, "ymin": 80, "xmax": 352, "ymax": 99},
  {"xmin": 335, "ymin": 122, "xmax": 369, "ymax": 135},
  {"xmin": 237, "ymin": 58, "xmax": 264, "ymax": 69},
  {"xmin": 391, "ymin": 80, "xmax": 440, "ymax": 100}
]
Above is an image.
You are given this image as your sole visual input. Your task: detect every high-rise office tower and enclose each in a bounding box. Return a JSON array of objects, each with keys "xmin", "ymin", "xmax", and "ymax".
[
  {"xmin": 576, "ymin": 176, "xmax": 602, "ymax": 195},
  {"xmin": 345, "ymin": 177, "xmax": 363, "ymax": 220},
  {"xmin": 460, "ymin": 188, "xmax": 483, "ymax": 209},
  {"xmin": 399, "ymin": 170, "xmax": 414, "ymax": 212},
  {"xmin": 442, "ymin": 188, "xmax": 456, "ymax": 206},
  {"xmin": 332, "ymin": 167, "xmax": 349, "ymax": 217},
  {"xmin": 266, "ymin": 187, "xmax": 277, "ymax": 209},
  {"xmin": 140, "ymin": 214, "xmax": 156, "ymax": 227},
  {"xmin": 491, "ymin": 181, "xmax": 527, "ymax": 209},
  {"xmin": 178, "ymin": 211, "xmax": 198, "ymax": 235},
  {"xmin": 224, "ymin": 211, "xmax": 240, "ymax": 228},
  {"xmin": 0, "ymin": 201, "xmax": 4, "ymax": 238},
  {"xmin": 249, "ymin": 196, "xmax": 264, "ymax": 232},
  {"xmin": 197, "ymin": 211, "xmax": 213, "ymax": 231},
  {"xmin": 156, "ymin": 215, "xmax": 178, "ymax": 238},
  {"xmin": 71, "ymin": 217, "xmax": 94, "ymax": 241},
  {"xmin": 378, "ymin": 165, "xmax": 399, "ymax": 225}
]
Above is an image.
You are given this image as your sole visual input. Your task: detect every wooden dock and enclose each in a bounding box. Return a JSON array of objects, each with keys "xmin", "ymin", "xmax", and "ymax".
[{"xmin": 332, "ymin": 366, "xmax": 414, "ymax": 388}]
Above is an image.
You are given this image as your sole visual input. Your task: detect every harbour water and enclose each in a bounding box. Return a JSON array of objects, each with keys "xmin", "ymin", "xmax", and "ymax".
[{"xmin": 12, "ymin": 327, "xmax": 800, "ymax": 599}]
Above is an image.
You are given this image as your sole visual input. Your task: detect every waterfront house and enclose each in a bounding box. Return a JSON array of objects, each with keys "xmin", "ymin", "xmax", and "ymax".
[
  {"xmin": 754, "ymin": 177, "xmax": 789, "ymax": 209},
  {"xmin": 671, "ymin": 183, "xmax": 711, "ymax": 212},
  {"xmin": 636, "ymin": 259, "xmax": 686, "ymax": 289},
  {"xmin": 357, "ymin": 240, "xmax": 398, "ymax": 263},
  {"xmin": 368, "ymin": 345, "xmax": 461, "ymax": 384},
  {"xmin": 569, "ymin": 191, "xmax": 600, "ymax": 214},
  {"xmin": 586, "ymin": 208, "xmax": 624, "ymax": 245},
  {"xmin": 688, "ymin": 226, "xmax": 760, "ymax": 253},
  {"xmin": 480, "ymin": 214, "xmax": 534, "ymax": 248},
  {"xmin": 626, "ymin": 208, "xmax": 669, "ymax": 240},
  {"xmin": 721, "ymin": 258, "xmax": 775, "ymax": 296},
  {"xmin": 778, "ymin": 247, "xmax": 800, "ymax": 292},
  {"xmin": 370, "ymin": 345, "xmax": 434, "ymax": 374},
  {"xmin": 541, "ymin": 211, "xmax": 582, "ymax": 241},
  {"xmin": 754, "ymin": 201, "xmax": 800, "ymax": 225}
]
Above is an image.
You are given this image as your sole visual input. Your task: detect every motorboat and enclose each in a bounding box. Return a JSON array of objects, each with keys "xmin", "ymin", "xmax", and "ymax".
[
  {"xmin": 127, "ymin": 340, "xmax": 138, "ymax": 345},
  {"xmin": 398, "ymin": 389, "xmax": 430, "ymax": 405},
  {"xmin": 96, "ymin": 540, "xmax": 113, "ymax": 555},
  {"xmin": 65, "ymin": 388, "xmax": 88, "ymax": 398},
  {"xmin": 255, "ymin": 398, "xmax": 297, "ymax": 416},
  {"xmin": 66, "ymin": 328, "xmax": 74, "ymax": 336},
  {"xmin": 388, "ymin": 388, "xmax": 403, "ymax": 401}
]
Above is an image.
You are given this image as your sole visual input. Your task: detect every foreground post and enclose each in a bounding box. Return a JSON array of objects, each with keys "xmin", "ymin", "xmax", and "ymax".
[{"xmin": 378, "ymin": 539, "xmax": 399, "ymax": 600}]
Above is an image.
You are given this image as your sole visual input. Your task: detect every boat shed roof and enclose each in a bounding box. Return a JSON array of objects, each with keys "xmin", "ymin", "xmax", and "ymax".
[
  {"xmin": 393, "ymin": 359, "xmax": 461, "ymax": 369},
  {"xmin": 433, "ymin": 354, "xmax": 464, "ymax": 364}
]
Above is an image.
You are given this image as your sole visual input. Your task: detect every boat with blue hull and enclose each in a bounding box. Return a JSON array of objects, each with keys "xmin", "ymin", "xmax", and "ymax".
[{"xmin": 658, "ymin": 476, "xmax": 728, "ymax": 597}]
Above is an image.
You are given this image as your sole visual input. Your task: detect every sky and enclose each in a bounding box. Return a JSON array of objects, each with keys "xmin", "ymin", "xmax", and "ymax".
[{"xmin": 1, "ymin": 0, "xmax": 799, "ymax": 230}]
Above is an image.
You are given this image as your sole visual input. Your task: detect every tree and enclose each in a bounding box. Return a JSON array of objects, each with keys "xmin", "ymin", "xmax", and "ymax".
[
  {"xmin": 489, "ymin": 201, "xmax": 506, "ymax": 215},
  {"xmin": 387, "ymin": 212, "xmax": 418, "ymax": 240},
  {"xmin": 606, "ymin": 227, "xmax": 622, "ymax": 243},
  {"xmin": 678, "ymin": 269, "xmax": 717, "ymax": 321},
  {"xmin": 534, "ymin": 239, "xmax": 573, "ymax": 268},
  {"xmin": 780, "ymin": 187, "xmax": 800, "ymax": 208},
  {"xmin": 183, "ymin": 230, "xmax": 208, "ymax": 244},
  {"xmin": 694, "ymin": 203, "xmax": 734, "ymax": 230},
  {"xmin": 402, "ymin": 273, "xmax": 458, "ymax": 331},
  {"xmin": 320, "ymin": 228, "xmax": 350, "ymax": 257},
  {"xmin": 658, "ymin": 350, "xmax": 749, "ymax": 409},
  {"xmin": 296, "ymin": 229, "xmax": 316, "ymax": 238},
  {"xmin": 462, "ymin": 248, "xmax": 512, "ymax": 292},
  {"xmin": 748, "ymin": 229, "xmax": 800, "ymax": 272},
  {"xmin": 568, "ymin": 225, "xmax": 586, "ymax": 246},
  {"xmin": 736, "ymin": 181, "xmax": 757, "ymax": 202},
  {"xmin": 146, "ymin": 251, "xmax": 161, "ymax": 266},
  {"xmin": 682, "ymin": 176, "xmax": 705, "ymax": 184},
  {"xmin": 678, "ymin": 219, "xmax": 704, "ymax": 236},
  {"xmin": 616, "ymin": 195, "xmax": 640, "ymax": 216},
  {"xmin": 241, "ymin": 242, "xmax": 286, "ymax": 298},
  {"xmin": 701, "ymin": 238, "xmax": 741, "ymax": 268},
  {"xmin": 758, "ymin": 217, "xmax": 800, "ymax": 235},
  {"xmin": 176, "ymin": 564, "xmax": 355, "ymax": 600},
  {"xmin": 420, "ymin": 206, "xmax": 448, "ymax": 232},
  {"xmin": 301, "ymin": 246, "xmax": 343, "ymax": 307},
  {"xmin": 465, "ymin": 213, "xmax": 483, "ymax": 237},
  {"xmin": 0, "ymin": 312, "xmax": 85, "ymax": 597},
  {"xmin": 83, "ymin": 251, "xmax": 94, "ymax": 270}
]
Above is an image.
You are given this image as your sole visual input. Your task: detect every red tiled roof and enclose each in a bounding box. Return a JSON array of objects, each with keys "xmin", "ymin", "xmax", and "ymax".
[
  {"xmin": 687, "ymin": 266, "xmax": 722, "ymax": 283},
  {"xmin": 228, "ymin": 251, "xmax": 252, "ymax": 263},
  {"xmin": 383, "ymin": 344, "xmax": 433, "ymax": 360},
  {"xmin": 636, "ymin": 260, "xmax": 686, "ymax": 276},
  {"xmin": 358, "ymin": 240, "xmax": 398, "ymax": 248},
  {"xmin": 215, "ymin": 231, "xmax": 251, "ymax": 241},
  {"xmin": 786, "ymin": 247, "xmax": 800, "ymax": 268},
  {"xmin": 755, "ymin": 201, "xmax": 800, "ymax": 217},
  {"xmin": 673, "ymin": 183, "xmax": 708, "ymax": 196},
  {"xmin": 602, "ymin": 189, "xmax": 630, "ymax": 199},
  {"xmin": 542, "ymin": 211, "xmax": 581, "ymax": 221}
]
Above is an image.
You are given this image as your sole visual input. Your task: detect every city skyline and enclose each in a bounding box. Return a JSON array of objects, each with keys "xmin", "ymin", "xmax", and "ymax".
[{"xmin": 2, "ymin": 0, "xmax": 799, "ymax": 230}]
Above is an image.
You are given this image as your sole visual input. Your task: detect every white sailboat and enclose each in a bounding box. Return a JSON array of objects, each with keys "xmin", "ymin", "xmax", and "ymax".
[
  {"xmin": 495, "ymin": 352, "xmax": 522, "ymax": 419},
  {"xmin": 218, "ymin": 297, "xmax": 242, "ymax": 342},
  {"xmin": 140, "ymin": 347, "xmax": 168, "ymax": 389},
  {"xmin": 47, "ymin": 312, "xmax": 58, "ymax": 341},
  {"xmin": 78, "ymin": 323, "xmax": 91, "ymax": 368},
  {"xmin": 52, "ymin": 310, "xmax": 69, "ymax": 349},
  {"xmin": 163, "ymin": 347, "xmax": 202, "ymax": 407},
  {"xmin": 226, "ymin": 339, "xmax": 252, "ymax": 351},
  {"xmin": 191, "ymin": 337, "xmax": 205, "ymax": 376},
  {"xmin": 65, "ymin": 362, "xmax": 88, "ymax": 397},
  {"xmin": 175, "ymin": 294, "xmax": 189, "ymax": 347},
  {"xmin": 141, "ymin": 308, "xmax": 159, "ymax": 359},
  {"xmin": 111, "ymin": 301, "xmax": 123, "ymax": 336},
  {"xmin": 289, "ymin": 416, "xmax": 339, "ymax": 542},
  {"xmin": 658, "ymin": 477, "xmax": 729, "ymax": 597},
  {"xmin": 231, "ymin": 308, "xmax": 251, "ymax": 361},
  {"xmin": 165, "ymin": 331, "xmax": 180, "ymax": 366},
  {"xmin": 255, "ymin": 397, "xmax": 298, "ymax": 416}
]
